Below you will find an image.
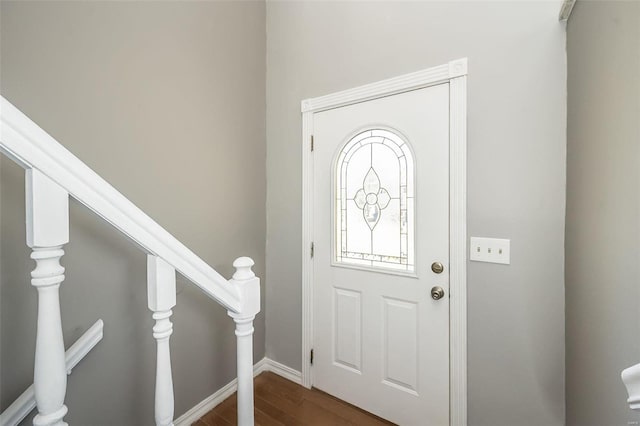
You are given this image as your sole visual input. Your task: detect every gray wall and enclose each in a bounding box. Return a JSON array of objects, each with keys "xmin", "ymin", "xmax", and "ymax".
[
  {"xmin": 0, "ymin": 1, "xmax": 265, "ymax": 424},
  {"xmin": 566, "ymin": 2, "xmax": 640, "ymax": 425},
  {"xmin": 265, "ymin": 2, "xmax": 567, "ymax": 425}
]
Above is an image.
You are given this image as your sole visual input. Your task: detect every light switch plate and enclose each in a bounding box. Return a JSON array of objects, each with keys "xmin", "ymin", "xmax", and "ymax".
[{"xmin": 470, "ymin": 237, "xmax": 510, "ymax": 264}]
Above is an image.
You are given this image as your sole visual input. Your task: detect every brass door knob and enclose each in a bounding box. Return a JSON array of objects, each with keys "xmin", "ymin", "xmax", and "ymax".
[
  {"xmin": 431, "ymin": 262, "xmax": 444, "ymax": 274},
  {"xmin": 431, "ymin": 286, "xmax": 445, "ymax": 300}
]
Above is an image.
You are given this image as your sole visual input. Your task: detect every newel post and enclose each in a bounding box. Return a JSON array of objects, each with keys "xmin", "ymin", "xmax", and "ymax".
[
  {"xmin": 147, "ymin": 255, "xmax": 176, "ymax": 426},
  {"xmin": 26, "ymin": 170, "xmax": 70, "ymax": 426},
  {"xmin": 228, "ymin": 257, "xmax": 260, "ymax": 426}
]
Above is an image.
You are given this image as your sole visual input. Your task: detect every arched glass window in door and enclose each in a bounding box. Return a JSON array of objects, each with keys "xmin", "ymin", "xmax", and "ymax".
[{"xmin": 335, "ymin": 129, "xmax": 415, "ymax": 272}]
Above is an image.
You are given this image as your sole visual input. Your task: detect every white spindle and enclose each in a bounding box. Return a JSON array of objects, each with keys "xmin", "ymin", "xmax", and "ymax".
[
  {"xmin": 26, "ymin": 169, "xmax": 70, "ymax": 426},
  {"xmin": 228, "ymin": 257, "xmax": 260, "ymax": 426},
  {"xmin": 147, "ymin": 255, "xmax": 176, "ymax": 426}
]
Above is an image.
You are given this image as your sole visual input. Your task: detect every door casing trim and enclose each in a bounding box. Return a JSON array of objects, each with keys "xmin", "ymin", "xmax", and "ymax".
[{"xmin": 300, "ymin": 58, "xmax": 468, "ymax": 426}]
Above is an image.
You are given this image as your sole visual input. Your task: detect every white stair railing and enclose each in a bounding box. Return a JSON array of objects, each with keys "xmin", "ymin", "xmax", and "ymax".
[
  {"xmin": 0, "ymin": 320, "xmax": 104, "ymax": 426},
  {"xmin": 27, "ymin": 169, "xmax": 70, "ymax": 426},
  {"xmin": 0, "ymin": 96, "xmax": 260, "ymax": 426},
  {"xmin": 147, "ymin": 256, "xmax": 177, "ymax": 426},
  {"xmin": 227, "ymin": 257, "xmax": 260, "ymax": 426}
]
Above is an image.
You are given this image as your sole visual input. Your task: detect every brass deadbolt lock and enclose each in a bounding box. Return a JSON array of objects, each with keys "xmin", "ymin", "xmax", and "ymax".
[{"xmin": 431, "ymin": 261, "xmax": 444, "ymax": 274}]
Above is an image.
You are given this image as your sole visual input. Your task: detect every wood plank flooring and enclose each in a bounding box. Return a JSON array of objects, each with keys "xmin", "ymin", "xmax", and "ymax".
[{"xmin": 194, "ymin": 372, "xmax": 395, "ymax": 426}]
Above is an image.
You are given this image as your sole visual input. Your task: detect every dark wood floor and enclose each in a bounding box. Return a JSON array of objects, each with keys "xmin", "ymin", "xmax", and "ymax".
[{"xmin": 194, "ymin": 371, "xmax": 395, "ymax": 426}]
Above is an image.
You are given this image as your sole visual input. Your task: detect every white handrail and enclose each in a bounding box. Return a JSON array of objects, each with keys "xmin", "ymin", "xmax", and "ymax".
[
  {"xmin": 0, "ymin": 319, "xmax": 104, "ymax": 426},
  {"xmin": 0, "ymin": 96, "xmax": 242, "ymax": 313}
]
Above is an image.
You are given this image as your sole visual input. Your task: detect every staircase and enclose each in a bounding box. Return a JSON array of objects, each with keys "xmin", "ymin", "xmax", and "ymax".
[{"xmin": 0, "ymin": 96, "xmax": 260, "ymax": 426}]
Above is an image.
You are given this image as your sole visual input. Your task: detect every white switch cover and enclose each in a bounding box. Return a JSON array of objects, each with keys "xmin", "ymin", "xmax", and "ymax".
[{"xmin": 470, "ymin": 237, "xmax": 510, "ymax": 264}]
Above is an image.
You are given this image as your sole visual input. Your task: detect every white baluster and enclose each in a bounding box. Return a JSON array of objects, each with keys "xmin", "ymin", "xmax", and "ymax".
[
  {"xmin": 147, "ymin": 255, "xmax": 176, "ymax": 426},
  {"xmin": 26, "ymin": 170, "xmax": 70, "ymax": 426},
  {"xmin": 228, "ymin": 257, "xmax": 260, "ymax": 426}
]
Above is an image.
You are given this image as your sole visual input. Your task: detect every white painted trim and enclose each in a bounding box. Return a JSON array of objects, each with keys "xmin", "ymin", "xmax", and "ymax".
[
  {"xmin": 301, "ymin": 58, "xmax": 467, "ymax": 114},
  {"xmin": 0, "ymin": 96, "xmax": 242, "ymax": 313},
  {"xmin": 265, "ymin": 358, "xmax": 303, "ymax": 385},
  {"xmin": 65, "ymin": 320, "xmax": 105, "ymax": 375},
  {"xmin": 300, "ymin": 58, "xmax": 468, "ymax": 425},
  {"xmin": 559, "ymin": 0, "xmax": 576, "ymax": 21},
  {"xmin": 174, "ymin": 358, "xmax": 267, "ymax": 426},
  {"xmin": 301, "ymin": 110, "xmax": 314, "ymax": 389},
  {"xmin": 174, "ymin": 358, "xmax": 301, "ymax": 426},
  {"xmin": 449, "ymin": 74, "xmax": 468, "ymax": 426},
  {"xmin": 173, "ymin": 376, "xmax": 240, "ymax": 426},
  {"xmin": 0, "ymin": 320, "xmax": 104, "ymax": 426}
]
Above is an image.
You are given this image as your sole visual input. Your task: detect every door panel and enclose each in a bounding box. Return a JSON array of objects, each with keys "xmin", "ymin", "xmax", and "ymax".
[
  {"xmin": 383, "ymin": 297, "xmax": 419, "ymax": 394},
  {"xmin": 334, "ymin": 288, "xmax": 362, "ymax": 372},
  {"xmin": 313, "ymin": 83, "xmax": 450, "ymax": 426}
]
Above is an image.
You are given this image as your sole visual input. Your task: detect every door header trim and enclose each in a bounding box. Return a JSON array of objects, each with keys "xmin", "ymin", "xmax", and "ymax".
[{"xmin": 301, "ymin": 58, "xmax": 467, "ymax": 114}]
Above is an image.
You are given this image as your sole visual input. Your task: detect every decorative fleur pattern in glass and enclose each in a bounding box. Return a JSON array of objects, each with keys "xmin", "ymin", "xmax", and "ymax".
[{"xmin": 335, "ymin": 129, "xmax": 415, "ymax": 272}]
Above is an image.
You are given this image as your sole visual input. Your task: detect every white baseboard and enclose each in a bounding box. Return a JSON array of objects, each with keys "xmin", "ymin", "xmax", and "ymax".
[
  {"xmin": 264, "ymin": 358, "xmax": 302, "ymax": 385},
  {"xmin": 174, "ymin": 357, "xmax": 301, "ymax": 426}
]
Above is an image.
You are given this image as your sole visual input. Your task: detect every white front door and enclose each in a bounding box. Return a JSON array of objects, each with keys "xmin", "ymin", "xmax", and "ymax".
[{"xmin": 312, "ymin": 83, "xmax": 450, "ymax": 425}]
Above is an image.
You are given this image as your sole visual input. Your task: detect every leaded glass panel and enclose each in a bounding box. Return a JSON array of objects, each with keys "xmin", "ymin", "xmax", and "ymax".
[{"xmin": 335, "ymin": 129, "xmax": 415, "ymax": 272}]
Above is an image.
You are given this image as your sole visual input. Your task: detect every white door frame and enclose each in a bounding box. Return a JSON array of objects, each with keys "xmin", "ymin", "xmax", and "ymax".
[{"xmin": 300, "ymin": 58, "xmax": 468, "ymax": 426}]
